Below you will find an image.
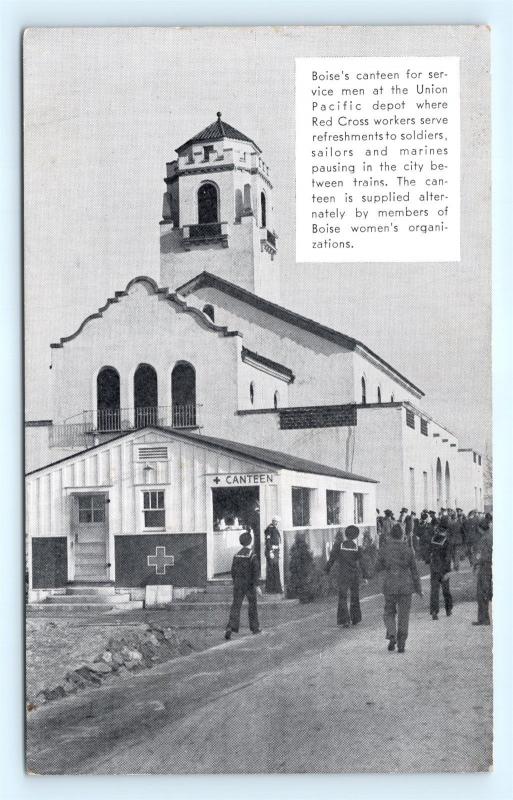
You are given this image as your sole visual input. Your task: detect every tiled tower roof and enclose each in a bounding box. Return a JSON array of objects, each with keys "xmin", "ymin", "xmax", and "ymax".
[{"xmin": 176, "ymin": 112, "xmax": 261, "ymax": 153}]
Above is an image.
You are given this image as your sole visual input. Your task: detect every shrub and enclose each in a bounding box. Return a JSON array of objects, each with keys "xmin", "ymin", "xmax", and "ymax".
[{"xmin": 287, "ymin": 533, "xmax": 324, "ymax": 602}]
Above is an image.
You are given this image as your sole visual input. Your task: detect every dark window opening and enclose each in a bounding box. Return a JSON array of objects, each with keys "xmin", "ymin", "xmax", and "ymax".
[
  {"xmin": 273, "ymin": 390, "xmax": 279, "ymax": 409},
  {"xmin": 134, "ymin": 364, "xmax": 158, "ymax": 427},
  {"xmin": 377, "ymin": 387, "xmax": 382, "ymax": 404},
  {"xmin": 326, "ymin": 490, "xmax": 342, "ymax": 526},
  {"xmin": 203, "ymin": 145, "xmax": 214, "ymax": 161},
  {"xmin": 420, "ymin": 418, "xmax": 428, "ymax": 436},
  {"xmin": 250, "ymin": 382, "xmax": 255, "ymax": 405},
  {"xmin": 97, "ymin": 366, "xmax": 120, "ymax": 431},
  {"xmin": 198, "ymin": 183, "xmax": 219, "ymax": 224},
  {"xmin": 202, "ymin": 304, "xmax": 215, "ymax": 322},
  {"xmin": 260, "ymin": 191, "xmax": 267, "ymax": 228},
  {"xmin": 353, "ymin": 493, "xmax": 364, "ymax": 524},
  {"xmin": 171, "ymin": 362, "xmax": 196, "ymax": 427},
  {"xmin": 292, "ymin": 486, "xmax": 311, "ymax": 527},
  {"xmin": 361, "ymin": 377, "xmax": 367, "ymax": 404},
  {"xmin": 406, "ymin": 409, "xmax": 415, "ymax": 429}
]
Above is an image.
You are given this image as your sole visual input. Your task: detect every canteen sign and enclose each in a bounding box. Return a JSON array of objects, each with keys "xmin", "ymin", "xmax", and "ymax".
[{"xmin": 210, "ymin": 473, "xmax": 277, "ymax": 486}]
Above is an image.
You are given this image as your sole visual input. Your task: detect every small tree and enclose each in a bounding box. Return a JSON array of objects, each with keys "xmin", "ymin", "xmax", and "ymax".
[{"xmin": 287, "ymin": 533, "xmax": 322, "ymax": 603}]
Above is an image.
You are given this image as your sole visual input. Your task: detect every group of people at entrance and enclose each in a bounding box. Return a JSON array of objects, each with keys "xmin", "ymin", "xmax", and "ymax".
[{"xmin": 224, "ymin": 508, "xmax": 493, "ymax": 650}]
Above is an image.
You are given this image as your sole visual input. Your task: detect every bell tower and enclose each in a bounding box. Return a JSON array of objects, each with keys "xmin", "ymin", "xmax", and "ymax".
[{"xmin": 160, "ymin": 113, "xmax": 280, "ymax": 303}]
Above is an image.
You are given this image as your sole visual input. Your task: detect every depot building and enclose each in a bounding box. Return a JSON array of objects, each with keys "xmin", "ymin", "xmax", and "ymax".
[{"xmin": 26, "ymin": 427, "xmax": 377, "ymax": 600}]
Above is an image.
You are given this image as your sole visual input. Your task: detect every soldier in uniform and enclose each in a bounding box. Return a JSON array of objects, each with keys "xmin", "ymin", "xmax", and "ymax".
[
  {"xmin": 427, "ymin": 516, "xmax": 453, "ymax": 620},
  {"xmin": 375, "ymin": 523, "xmax": 422, "ymax": 653},
  {"xmin": 380, "ymin": 509, "xmax": 394, "ymax": 548},
  {"xmin": 224, "ymin": 529, "xmax": 262, "ymax": 639},
  {"xmin": 264, "ymin": 516, "xmax": 283, "ymax": 593},
  {"xmin": 472, "ymin": 517, "xmax": 493, "ymax": 625},
  {"xmin": 325, "ymin": 525, "xmax": 366, "ymax": 627}
]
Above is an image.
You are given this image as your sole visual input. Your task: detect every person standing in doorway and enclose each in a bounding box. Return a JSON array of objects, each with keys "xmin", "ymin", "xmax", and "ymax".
[
  {"xmin": 264, "ymin": 516, "xmax": 283, "ymax": 594},
  {"xmin": 325, "ymin": 525, "xmax": 366, "ymax": 627},
  {"xmin": 375, "ymin": 523, "xmax": 422, "ymax": 653},
  {"xmin": 225, "ymin": 530, "xmax": 261, "ymax": 639}
]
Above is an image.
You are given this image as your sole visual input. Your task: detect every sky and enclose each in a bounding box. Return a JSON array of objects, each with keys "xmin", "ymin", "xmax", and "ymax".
[{"xmin": 23, "ymin": 26, "xmax": 491, "ymax": 452}]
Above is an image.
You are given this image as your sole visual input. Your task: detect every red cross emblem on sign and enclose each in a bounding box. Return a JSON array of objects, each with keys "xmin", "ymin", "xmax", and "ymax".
[{"xmin": 147, "ymin": 546, "xmax": 175, "ymax": 575}]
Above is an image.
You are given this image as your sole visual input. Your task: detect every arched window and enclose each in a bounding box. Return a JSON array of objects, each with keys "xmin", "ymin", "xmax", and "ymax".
[
  {"xmin": 436, "ymin": 458, "xmax": 443, "ymax": 509},
  {"xmin": 249, "ymin": 382, "xmax": 255, "ymax": 405},
  {"xmin": 273, "ymin": 390, "xmax": 280, "ymax": 409},
  {"xmin": 197, "ymin": 182, "xmax": 219, "ymax": 224},
  {"xmin": 361, "ymin": 376, "xmax": 367, "ymax": 404},
  {"xmin": 260, "ymin": 191, "xmax": 267, "ymax": 228},
  {"xmin": 445, "ymin": 462, "xmax": 451, "ymax": 507},
  {"xmin": 390, "ymin": 394, "xmax": 395, "ymax": 402},
  {"xmin": 134, "ymin": 364, "xmax": 158, "ymax": 428},
  {"xmin": 171, "ymin": 362, "xmax": 196, "ymax": 427},
  {"xmin": 97, "ymin": 366, "xmax": 120, "ymax": 431},
  {"xmin": 202, "ymin": 304, "xmax": 215, "ymax": 323},
  {"xmin": 377, "ymin": 386, "xmax": 382, "ymax": 404}
]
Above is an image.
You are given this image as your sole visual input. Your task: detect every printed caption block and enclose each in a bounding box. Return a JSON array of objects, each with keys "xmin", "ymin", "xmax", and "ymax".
[{"xmin": 296, "ymin": 57, "xmax": 460, "ymax": 262}]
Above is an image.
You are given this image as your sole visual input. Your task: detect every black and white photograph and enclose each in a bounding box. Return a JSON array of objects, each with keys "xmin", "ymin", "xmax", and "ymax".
[{"xmin": 23, "ymin": 25, "xmax": 492, "ymax": 775}]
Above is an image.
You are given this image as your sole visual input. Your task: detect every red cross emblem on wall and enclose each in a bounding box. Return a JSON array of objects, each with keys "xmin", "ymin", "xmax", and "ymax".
[{"xmin": 147, "ymin": 546, "xmax": 175, "ymax": 575}]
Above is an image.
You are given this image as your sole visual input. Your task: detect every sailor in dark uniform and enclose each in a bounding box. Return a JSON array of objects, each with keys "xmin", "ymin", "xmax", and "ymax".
[
  {"xmin": 225, "ymin": 530, "xmax": 261, "ymax": 639},
  {"xmin": 473, "ymin": 518, "xmax": 493, "ymax": 625},
  {"xmin": 427, "ymin": 516, "xmax": 453, "ymax": 620},
  {"xmin": 264, "ymin": 517, "xmax": 283, "ymax": 593},
  {"xmin": 325, "ymin": 525, "xmax": 365, "ymax": 627}
]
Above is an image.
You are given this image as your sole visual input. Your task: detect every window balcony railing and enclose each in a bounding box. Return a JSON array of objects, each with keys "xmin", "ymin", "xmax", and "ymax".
[
  {"xmin": 49, "ymin": 405, "xmax": 202, "ymax": 447},
  {"xmin": 260, "ymin": 229, "xmax": 277, "ymax": 257},
  {"xmin": 182, "ymin": 222, "xmax": 228, "ymax": 249}
]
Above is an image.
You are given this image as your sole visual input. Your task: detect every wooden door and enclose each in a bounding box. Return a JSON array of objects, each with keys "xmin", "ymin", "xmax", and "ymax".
[{"xmin": 72, "ymin": 494, "xmax": 109, "ymax": 582}]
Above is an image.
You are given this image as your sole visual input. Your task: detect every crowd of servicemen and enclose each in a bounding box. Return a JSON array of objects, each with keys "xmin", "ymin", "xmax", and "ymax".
[{"xmin": 224, "ymin": 508, "xmax": 493, "ymax": 655}]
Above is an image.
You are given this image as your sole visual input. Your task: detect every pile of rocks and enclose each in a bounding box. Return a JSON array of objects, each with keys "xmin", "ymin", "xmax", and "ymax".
[{"xmin": 29, "ymin": 622, "xmax": 195, "ymax": 710}]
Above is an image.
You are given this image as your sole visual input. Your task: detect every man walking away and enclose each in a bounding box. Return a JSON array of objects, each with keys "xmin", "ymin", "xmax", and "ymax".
[
  {"xmin": 375, "ymin": 523, "xmax": 423, "ymax": 653},
  {"xmin": 380, "ymin": 509, "xmax": 394, "ymax": 548},
  {"xmin": 427, "ymin": 516, "xmax": 453, "ymax": 620},
  {"xmin": 472, "ymin": 517, "xmax": 493, "ymax": 626},
  {"xmin": 325, "ymin": 525, "xmax": 366, "ymax": 628},
  {"xmin": 225, "ymin": 530, "xmax": 262, "ymax": 640}
]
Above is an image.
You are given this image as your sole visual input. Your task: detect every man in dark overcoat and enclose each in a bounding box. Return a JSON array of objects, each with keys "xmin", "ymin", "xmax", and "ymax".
[
  {"xmin": 264, "ymin": 516, "xmax": 283, "ymax": 593},
  {"xmin": 375, "ymin": 523, "xmax": 423, "ymax": 653}
]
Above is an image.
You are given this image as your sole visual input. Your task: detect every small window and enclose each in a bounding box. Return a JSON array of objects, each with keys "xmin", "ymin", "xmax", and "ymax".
[
  {"xmin": 406, "ymin": 409, "xmax": 415, "ymax": 429},
  {"xmin": 473, "ymin": 452, "xmax": 477, "ymax": 463},
  {"xmin": 273, "ymin": 390, "xmax": 279, "ymax": 409},
  {"xmin": 203, "ymin": 145, "xmax": 214, "ymax": 161},
  {"xmin": 361, "ymin": 376, "xmax": 367, "ymax": 404},
  {"xmin": 78, "ymin": 495, "xmax": 105, "ymax": 524},
  {"xmin": 353, "ymin": 493, "xmax": 364, "ymax": 525},
  {"xmin": 478, "ymin": 455, "xmax": 482, "ymax": 466},
  {"xmin": 249, "ymin": 381, "xmax": 255, "ymax": 405},
  {"xmin": 143, "ymin": 490, "xmax": 165, "ymax": 529},
  {"xmin": 202, "ymin": 304, "xmax": 215, "ymax": 322},
  {"xmin": 377, "ymin": 387, "xmax": 382, "ymax": 404},
  {"xmin": 390, "ymin": 394, "xmax": 395, "ymax": 402},
  {"xmin": 326, "ymin": 490, "xmax": 342, "ymax": 526},
  {"xmin": 292, "ymin": 487, "xmax": 311, "ymax": 527},
  {"xmin": 260, "ymin": 191, "xmax": 267, "ymax": 228},
  {"xmin": 420, "ymin": 419, "xmax": 428, "ymax": 436}
]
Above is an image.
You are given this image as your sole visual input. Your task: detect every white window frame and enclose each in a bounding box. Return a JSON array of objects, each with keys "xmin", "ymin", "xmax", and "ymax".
[{"xmin": 142, "ymin": 489, "xmax": 166, "ymax": 530}]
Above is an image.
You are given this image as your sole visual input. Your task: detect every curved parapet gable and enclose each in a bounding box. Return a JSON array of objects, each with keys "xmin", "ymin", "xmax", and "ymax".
[{"xmin": 50, "ymin": 275, "xmax": 241, "ymax": 349}]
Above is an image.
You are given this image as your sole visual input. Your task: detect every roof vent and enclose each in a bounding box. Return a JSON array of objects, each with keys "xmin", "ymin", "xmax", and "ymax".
[{"xmin": 138, "ymin": 446, "xmax": 168, "ymax": 461}]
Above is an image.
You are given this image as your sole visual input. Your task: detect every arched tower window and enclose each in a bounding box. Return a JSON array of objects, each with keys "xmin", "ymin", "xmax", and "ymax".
[
  {"xmin": 273, "ymin": 390, "xmax": 280, "ymax": 409},
  {"xmin": 445, "ymin": 462, "xmax": 451, "ymax": 507},
  {"xmin": 134, "ymin": 364, "xmax": 158, "ymax": 428},
  {"xmin": 390, "ymin": 393, "xmax": 395, "ymax": 402},
  {"xmin": 202, "ymin": 304, "xmax": 215, "ymax": 323},
  {"xmin": 377, "ymin": 386, "xmax": 382, "ymax": 404},
  {"xmin": 436, "ymin": 458, "xmax": 443, "ymax": 509},
  {"xmin": 97, "ymin": 366, "xmax": 120, "ymax": 432},
  {"xmin": 171, "ymin": 362, "xmax": 196, "ymax": 427},
  {"xmin": 249, "ymin": 382, "xmax": 255, "ymax": 405},
  {"xmin": 361, "ymin": 376, "xmax": 367, "ymax": 404},
  {"xmin": 197, "ymin": 182, "xmax": 219, "ymax": 224},
  {"xmin": 260, "ymin": 191, "xmax": 267, "ymax": 229}
]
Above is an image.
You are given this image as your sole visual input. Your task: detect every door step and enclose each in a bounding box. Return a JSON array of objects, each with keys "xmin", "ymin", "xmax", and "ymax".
[{"xmin": 27, "ymin": 582, "xmax": 142, "ymax": 615}]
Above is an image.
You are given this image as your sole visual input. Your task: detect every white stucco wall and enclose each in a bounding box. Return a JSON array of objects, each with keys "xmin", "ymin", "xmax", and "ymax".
[{"xmin": 456, "ymin": 450, "xmax": 485, "ymax": 512}]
